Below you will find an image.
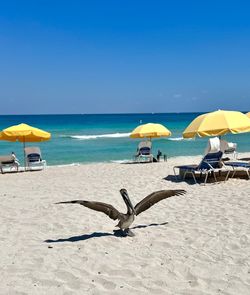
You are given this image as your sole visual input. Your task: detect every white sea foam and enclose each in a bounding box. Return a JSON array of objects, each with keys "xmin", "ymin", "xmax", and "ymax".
[
  {"xmin": 68, "ymin": 132, "xmax": 131, "ymax": 140},
  {"xmin": 61, "ymin": 133, "xmax": 193, "ymax": 142},
  {"xmin": 167, "ymin": 137, "xmax": 193, "ymax": 141},
  {"xmin": 111, "ymin": 159, "xmax": 131, "ymax": 164},
  {"xmin": 49, "ymin": 163, "xmax": 81, "ymax": 168},
  {"xmin": 167, "ymin": 137, "xmax": 184, "ymax": 141}
]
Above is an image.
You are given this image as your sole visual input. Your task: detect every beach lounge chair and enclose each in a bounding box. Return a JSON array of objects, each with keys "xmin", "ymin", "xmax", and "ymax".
[
  {"xmin": 223, "ymin": 160, "xmax": 250, "ymax": 179},
  {"xmin": 220, "ymin": 139, "xmax": 238, "ymax": 159},
  {"xmin": 0, "ymin": 154, "xmax": 19, "ymax": 173},
  {"xmin": 25, "ymin": 147, "xmax": 46, "ymax": 170},
  {"xmin": 134, "ymin": 141, "xmax": 153, "ymax": 163},
  {"xmin": 173, "ymin": 151, "xmax": 230, "ymax": 184}
]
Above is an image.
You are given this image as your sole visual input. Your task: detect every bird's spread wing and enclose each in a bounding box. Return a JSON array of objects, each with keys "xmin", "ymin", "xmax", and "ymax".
[
  {"xmin": 134, "ymin": 189, "xmax": 186, "ymax": 216},
  {"xmin": 56, "ymin": 200, "xmax": 121, "ymax": 220}
]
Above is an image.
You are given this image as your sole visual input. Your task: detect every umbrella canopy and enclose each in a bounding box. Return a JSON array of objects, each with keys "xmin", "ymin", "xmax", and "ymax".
[
  {"xmin": 0, "ymin": 123, "xmax": 51, "ymax": 142},
  {"xmin": 246, "ymin": 112, "xmax": 250, "ymax": 118},
  {"xmin": 130, "ymin": 123, "xmax": 171, "ymax": 139},
  {"xmin": 183, "ymin": 110, "xmax": 250, "ymax": 138}
]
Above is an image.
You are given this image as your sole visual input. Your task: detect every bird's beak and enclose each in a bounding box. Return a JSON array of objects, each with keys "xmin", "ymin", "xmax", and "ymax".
[{"xmin": 121, "ymin": 189, "xmax": 136, "ymax": 214}]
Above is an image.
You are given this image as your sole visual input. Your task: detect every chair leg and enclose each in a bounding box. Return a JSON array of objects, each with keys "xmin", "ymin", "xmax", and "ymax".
[
  {"xmin": 246, "ymin": 169, "xmax": 250, "ymax": 179},
  {"xmin": 203, "ymin": 172, "xmax": 209, "ymax": 185},
  {"xmin": 183, "ymin": 170, "xmax": 188, "ymax": 180},
  {"xmin": 175, "ymin": 169, "xmax": 197, "ymax": 184},
  {"xmin": 173, "ymin": 167, "xmax": 179, "ymax": 181},
  {"xmin": 225, "ymin": 170, "xmax": 230, "ymax": 181},
  {"xmin": 231, "ymin": 168, "xmax": 236, "ymax": 178},
  {"xmin": 184, "ymin": 171, "xmax": 194, "ymax": 182},
  {"xmin": 191, "ymin": 172, "xmax": 197, "ymax": 184},
  {"xmin": 213, "ymin": 171, "xmax": 217, "ymax": 183}
]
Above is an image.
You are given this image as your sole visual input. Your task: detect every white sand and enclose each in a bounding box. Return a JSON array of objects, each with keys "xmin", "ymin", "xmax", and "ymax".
[{"xmin": 0, "ymin": 153, "xmax": 250, "ymax": 294}]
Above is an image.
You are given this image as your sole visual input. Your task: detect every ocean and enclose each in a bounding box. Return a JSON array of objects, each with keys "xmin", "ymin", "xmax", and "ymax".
[{"xmin": 0, "ymin": 113, "xmax": 249, "ymax": 166}]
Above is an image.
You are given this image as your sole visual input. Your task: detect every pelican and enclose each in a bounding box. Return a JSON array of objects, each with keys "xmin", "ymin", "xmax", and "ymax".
[{"xmin": 56, "ymin": 188, "xmax": 186, "ymax": 236}]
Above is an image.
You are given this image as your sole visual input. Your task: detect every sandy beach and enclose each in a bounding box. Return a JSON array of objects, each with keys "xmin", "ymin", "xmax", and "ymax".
[{"xmin": 0, "ymin": 153, "xmax": 250, "ymax": 295}]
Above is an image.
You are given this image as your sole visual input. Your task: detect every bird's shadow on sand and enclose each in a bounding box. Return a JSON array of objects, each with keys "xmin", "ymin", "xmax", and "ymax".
[{"xmin": 44, "ymin": 222, "xmax": 168, "ymax": 243}]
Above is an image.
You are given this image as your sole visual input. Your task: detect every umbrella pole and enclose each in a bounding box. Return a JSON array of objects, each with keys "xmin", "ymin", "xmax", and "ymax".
[{"xmin": 23, "ymin": 137, "xmax": 26, "ymax": 171}]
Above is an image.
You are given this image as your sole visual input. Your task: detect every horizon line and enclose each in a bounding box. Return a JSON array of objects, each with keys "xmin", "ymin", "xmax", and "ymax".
[{"xmin": 0, "ymin": 110, "xmax": 248, "ymax": 116}]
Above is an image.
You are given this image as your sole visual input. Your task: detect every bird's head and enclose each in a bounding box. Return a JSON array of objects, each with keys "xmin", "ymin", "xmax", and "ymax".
[{"xmin": 120, "ymin": 188, "xmax": 136, "ymax": 214}]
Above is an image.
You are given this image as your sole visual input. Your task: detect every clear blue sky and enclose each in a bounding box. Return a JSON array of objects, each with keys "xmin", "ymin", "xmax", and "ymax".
[{"xmin": 0, "ymin": 0, "xmax": 249, "ymax": 114}]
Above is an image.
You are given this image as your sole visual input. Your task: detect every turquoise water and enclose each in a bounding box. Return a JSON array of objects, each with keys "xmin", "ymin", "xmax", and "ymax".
[{"xmin": 0, "ymin": 113, "xmax": 249, "ymax": 165}]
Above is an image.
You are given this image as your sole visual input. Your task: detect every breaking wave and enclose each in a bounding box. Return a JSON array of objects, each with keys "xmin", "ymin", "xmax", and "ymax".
[
  {"xmin": 63, "ymin": 132, "xmax": 131, "ymax": 140},
  {"xmin": 167, "ymin": 137, "xmax": 184, "ymax": 141},
  {"xmin": 167, "ymin": 137, "xmax": 193, "ymax": 141},
  {"xmin": 111, "ymin": 159, "xmax": 131, "ymax": 164}
]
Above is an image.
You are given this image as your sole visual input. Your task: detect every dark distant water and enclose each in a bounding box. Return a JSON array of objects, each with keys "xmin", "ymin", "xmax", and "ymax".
[{"xmin": 0, "ymin": 113, "xmax": 249, "ymax": 165}]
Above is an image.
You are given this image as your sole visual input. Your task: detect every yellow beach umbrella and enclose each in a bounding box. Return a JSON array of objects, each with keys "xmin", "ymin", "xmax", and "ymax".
[
  {"xmin": 0, "ymin": 123, "xmax": 51, "ymax": 168},
  {"xmin": 246, "ymin": 112, "xmax": 250, "ymax": 118},
  {"xmin": 183, "ymin": 110, "xmax": 250, "ymax": 138},
  {"xmin": 130, "ymin": 123, "xmax": 171, "ymax": 139},
  {"xmin": 0, "ymin": 123, "xmax": 51, "ymax": 142}
]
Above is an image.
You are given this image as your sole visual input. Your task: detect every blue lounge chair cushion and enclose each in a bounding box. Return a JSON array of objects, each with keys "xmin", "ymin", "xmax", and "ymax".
[
  {"xmin": 224, "ymin": 161, "xmax": 250, "ymax": 168},
  {"xmin": 27, "ymin": 153, "xmax": 41, "ymax": 162},
  {"xmin": 177, "ymin": 164, "xmax": 198, "ymax": 171},
  {"xmin": 198, "ymin": 151, "xmax": 223, "ymax": 170},
  {"xmin": 139, "ymin": 147, "xmax": 151, "ymax": 155}
]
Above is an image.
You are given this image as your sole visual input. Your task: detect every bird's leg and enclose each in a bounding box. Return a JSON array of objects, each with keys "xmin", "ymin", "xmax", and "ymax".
[
  {"xmin": 113, "ymin": 229, "xmax": 127, "ymax": 237},
  {"xmin": 124, "ymin": 228, "xmax": 135, "ymax": 237}
]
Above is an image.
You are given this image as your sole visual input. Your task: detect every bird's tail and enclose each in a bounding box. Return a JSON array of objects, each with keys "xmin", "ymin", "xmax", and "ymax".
[{"xmin": 55, "ymin": 200, "xmax": 83, "ymax": 205}]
